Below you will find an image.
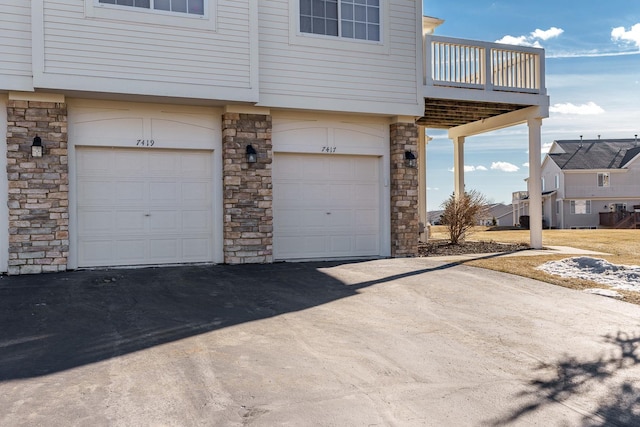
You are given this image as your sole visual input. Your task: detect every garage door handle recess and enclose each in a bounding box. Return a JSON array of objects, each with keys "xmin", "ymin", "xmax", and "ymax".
[
  {"xmin": 145, "ymin": 214, "xmax": 151, "ymax": 217},
  {"xmin": 326, "ymin": 212, "xmax": 331, "ymax": 215}
]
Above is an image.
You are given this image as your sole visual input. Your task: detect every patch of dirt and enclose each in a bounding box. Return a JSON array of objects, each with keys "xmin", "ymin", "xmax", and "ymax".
[{"xmin": 419, "ymin": 240, "xmax": 530, "ymax": 257}]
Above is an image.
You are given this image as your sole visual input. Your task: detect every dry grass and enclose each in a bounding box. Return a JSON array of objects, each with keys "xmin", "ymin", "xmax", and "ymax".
[{"xmin": 428, "ymin": 226, "xmax": 640, "ymax": 305}]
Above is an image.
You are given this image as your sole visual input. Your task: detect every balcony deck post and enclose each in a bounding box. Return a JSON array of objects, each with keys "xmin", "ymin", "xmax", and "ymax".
[
  {"xmin": 528, "ymin": 117, "xmax": 543, "ymax": 249},
  {"xmin": 453, "ymin": 136, "xmax": 465, "ymax": 200}
]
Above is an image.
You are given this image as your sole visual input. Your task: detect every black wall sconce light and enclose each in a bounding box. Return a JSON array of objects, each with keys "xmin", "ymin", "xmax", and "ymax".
[
  {"xmin": 31, "ymin": 135, "xmax": 43, "ymax": 157},
  {"xmin": 404, "ymin": 150, "xmax": 417, "ymax": 168},
  {"xmin": 246, "ymin": 144, "xmax": 257, "ymax": 163}
]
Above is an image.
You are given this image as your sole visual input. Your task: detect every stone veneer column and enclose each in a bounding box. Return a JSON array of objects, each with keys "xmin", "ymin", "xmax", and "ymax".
[
  {"xmin": 6, "ymin": 95, "xmax": 69, "ymax": 274},
  {"xmin": 222, "ymin": 112, "xmax": 273, "ymax": 264},
  {"xmin": 390, "ymin": 121, "xmax": 419, "ymax": 257}
]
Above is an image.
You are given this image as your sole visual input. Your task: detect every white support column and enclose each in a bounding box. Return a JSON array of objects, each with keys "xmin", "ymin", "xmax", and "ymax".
[
  {"xmin": 453, "ymin": 136, "xmax": 465, "ymax": 199},
  {"xmin": 528, "ymin": 118, "xmax": 543, "ymax": 249},
  {"xmin": 418, "ymin": 126, "xmax": 427, "ymax": 241}
]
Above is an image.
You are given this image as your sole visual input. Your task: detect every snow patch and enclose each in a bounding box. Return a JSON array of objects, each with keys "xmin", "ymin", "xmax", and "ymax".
[{"xmin": 537, "ymin": 257, "xmax": 640, "ymax": 292}]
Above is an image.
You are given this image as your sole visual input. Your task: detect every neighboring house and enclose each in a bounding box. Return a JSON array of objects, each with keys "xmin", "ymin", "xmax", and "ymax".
[
  {"xmin": 513, "ymin": 138, "xmax": 640, "ymax": 229},
  {"xmin": 1, "ymin": 1, "xmax": 548, "ymax": 274},
  {"xmin": 478, "ymin": 203, "xmax": 513, "ymax": 227},
  {"xmin": 429, "ymin": 203, "xmax": 513, "ymax": 227}
]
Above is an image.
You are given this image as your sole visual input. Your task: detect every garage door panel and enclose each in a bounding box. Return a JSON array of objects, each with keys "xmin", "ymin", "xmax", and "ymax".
[
  {"xmin": 302, "ymin": 184, "xmax": 329, "ymax": 206},
  {"xmin": 149, "ymin": 182, "xmax": 178, "ymax": 204},
  {"xmin": 115, "ymin": 211, "xmax": 146, "ymax": 232},
  {"xmin": 354, "ymin": 184, "xmax": 378, "ymax": 204},
  {"xmin": 301, "ymin": 235, "xmax": 328, "ymax": 254},
  {"xmin": 327, "ymin": 210, "xmax": 352, "ymax": 227},
  {"xmin": 149, "ymin": 239, "xmax": 178, "ymax": 260},
  {"xmin": 274, "ymin": 153, "xmax": 380, "ymax": 260},
  {"xmin": 80, "ymin": 240, "xmax": 114, "ymax": 264},
  {"xmin": 115, "ymin": 239, "xmax": 147, "ymax": 262},
  {"xmin": 354, "ymin": 160, "xmax": 378, "ymax": 180},
  {"xmin": 79, "ymin": 180, "xmax": 115, "ymax": 204},
  {"xmin": 180, "ymin": 154, "xmax": 212, "ymax": 178},
  {"xmin": 181, "ymin": 182, "xmax": 210, "ymax": 203},
  {"xmin": 301, "ymin": 160, "xmax": 326, "ymax": 180},
  {"xmin": 77, "ymin": 150, "xmax": 113, "ymax": 176},
  {"xmin": 116, "ymin": 182, "xmax": 146, "ymax": 204},
  {"xmin": 114, "ymin": 152, "xmax": 148, "ymax": 177},
  {"xmin": 182, "ymin": 238, "xmax": 210, "ymax": 258},
  {"xmin": 301, "ymin": 210, "xmax": 329, "ymax": 228},
  {"xmin": 328, "ymin": 158, "xmax": 356, "ymax": 179},
  {"xmin": 77, "ymin": 147, "xmax": 214, "ymax": 267},
  {"xmin": 356, "ymin": 235, "xmax": 377, "ymax": 251},
  {"xmin": 182, "ymin": 210, "xmax": 211, "ymax": 231},
  {"xmin": 330, "ymin": 236, "xmax": 352, "ymax": 252},
  {"xmin": 149, "ymin": 211, "xmax": 179, "ymax": 231},
  {"xmin": 329, "ymin": 184, "xmax": 354, "ymax": 205},
  {"xmin": 149, "ymin": 153, "xmax": 180, "ymax": 177},
  {"xmin": 78, "ymin": 210, "xmax": 113, "ymax": 234},
  {"xmin": 355, "ymin": 209, "xmax": 378, "ymax": 227},
  {"xmin": 276, "ymin": 209, "xmax": 304, "ymax": 228}
]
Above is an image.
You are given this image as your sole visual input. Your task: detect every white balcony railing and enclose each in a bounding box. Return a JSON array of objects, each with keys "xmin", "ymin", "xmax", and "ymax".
[
  {"xmin": 512, "ymin": 191, "xmax": 529, "ymax": 201},
  {"xmin": 424, "ymin": 35, "xmax": 545, "ymax": 95}
]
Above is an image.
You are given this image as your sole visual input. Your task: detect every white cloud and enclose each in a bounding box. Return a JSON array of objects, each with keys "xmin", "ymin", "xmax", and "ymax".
[
  {"xmin": 550, "ymin": 101, "xmax": 605, "ymax": 115},
  {"xmin": 427, "ymin": 187, "xmax": 440, "ymax": 191},
  {"xmin": 496, "ymin": 35, "xmax": 542, "ymax": 48},
  {"xmin": 612, "ymin": 23, "xmax": 640, "ymax": 49},
  {"xmin": 547, "ymin": 49, "xmax": 640, "ymax": 59},
  {"xmin": 461, "ymin": 165, "xmax": 488, "ymax": 172},
  {"xmin": 496, "ymin": 27, "xmax": 563, "ymax": 47},
  {"xmin": 491, "ymin": 161, "xmax": 520, "ymax": 172},
  {"xmin": 522, "ymin": 162, "xmax": 530, "ymax": 168},
  {"xmin": 542, "ymin": 142, "xmax": 553, "ymax": 153},
  {"xmin": 531, "ymin": 27, "xmax": 564, "ymax": 40}
]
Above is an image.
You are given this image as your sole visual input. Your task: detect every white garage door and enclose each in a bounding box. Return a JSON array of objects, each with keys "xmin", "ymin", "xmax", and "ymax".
[
  {"xmin": 76, "ymin": 147, "xmax": 214, "ymax": 267},
  {"xmin": 273, "ymin": 154, "xmax": 380, "ymax": 260}
]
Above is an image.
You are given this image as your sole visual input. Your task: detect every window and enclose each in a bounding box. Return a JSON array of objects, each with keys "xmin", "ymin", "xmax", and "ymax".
[
  {"xmin": 98, "ymin": 0, "xmax": 205, "ymax": 15},
  {"xmin": 614, "ymin": 203, "xmax": 627, "ymax": 212},
  {"xmin": 300, "ymin": 0, "xmax": 380, "ymax": 41},
  {"xmin": 555, "ymin": 174, "xmax": 559, "ymax": 189},
  {"xmin": 597, "ymin": 172, "xmax": 610, "ymax": 187},
  {"xmin": 570, "ymin": 200, "xmax": 591, "ymax": 215},
  {"xmin": 541, "ymin": 177, "xmax": 545, "ymax": 191},
  {"xmin": 556, "ymin": 200, "xmax": 560, "ymax": 214}
]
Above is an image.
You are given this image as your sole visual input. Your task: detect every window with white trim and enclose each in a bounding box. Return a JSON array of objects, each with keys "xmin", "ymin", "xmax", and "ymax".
[
  {"xmin": 300, "ymin": 0, "xmax": 380, "ymax": 41},
  {"xmin": 570, "ymin": 200, "xmax": 591, "ymax": 214},
  {"xmin": 555, "ymin": 174, "xmax": 559, "ymax": 189},
  {"xmin": 597, "ymin": 172, "xmax": 610, "ymax": 187},
  {"xmin": 98, "ymin": 0, "xmax": 205, "ymax": 15}
]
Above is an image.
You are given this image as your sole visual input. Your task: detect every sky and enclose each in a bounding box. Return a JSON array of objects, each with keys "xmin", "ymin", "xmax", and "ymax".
[{"xmin": 423, "ymin": 0, "xmax": 640, "ymax": 211}]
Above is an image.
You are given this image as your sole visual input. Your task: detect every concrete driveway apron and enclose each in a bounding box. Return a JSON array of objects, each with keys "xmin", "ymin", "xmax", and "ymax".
[{"xmin": 1, "ymin": 258, "xmax": 639, "ymax": 426}]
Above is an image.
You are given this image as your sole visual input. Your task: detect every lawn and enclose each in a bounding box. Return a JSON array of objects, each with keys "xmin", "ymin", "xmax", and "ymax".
[{"xmin": 428, "ymin": 226, "xmax": 640, "ymax": 305}]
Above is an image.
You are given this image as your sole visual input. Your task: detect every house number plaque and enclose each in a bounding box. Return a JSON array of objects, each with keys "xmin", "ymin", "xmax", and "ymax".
[
  {"xmin": 136, "ymin": 139, "xmax": 155, "ymax": 147},
  {"xmin": 321, "ymin": 146, "xmax": 337, "ymax": 153}
]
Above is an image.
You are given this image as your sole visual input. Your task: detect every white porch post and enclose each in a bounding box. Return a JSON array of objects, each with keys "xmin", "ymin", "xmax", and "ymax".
[
  {"xmin": 528, "ymin": 118, "xmax": 543, "ymax": 249},
  {"xmin": 453, "ymin": 136, "xmax": 465, "ymax": 199},
  {"xmin": 418, "ymin": 126, "xmax": 428, "ymax": 241}
]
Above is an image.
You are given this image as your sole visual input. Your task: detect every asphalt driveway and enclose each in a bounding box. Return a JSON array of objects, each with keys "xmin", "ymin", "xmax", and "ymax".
[{"xmin": 1, "ymin": 258, "xmax": 639, "ymax": 426}]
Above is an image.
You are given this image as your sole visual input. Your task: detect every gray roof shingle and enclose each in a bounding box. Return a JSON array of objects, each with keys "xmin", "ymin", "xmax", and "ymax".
[{"xmin": 549, "ymin": 138, "xmax": 640, "ymax": 170}]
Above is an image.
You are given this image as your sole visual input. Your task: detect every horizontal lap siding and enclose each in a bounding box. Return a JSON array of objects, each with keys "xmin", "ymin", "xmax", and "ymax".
[
  {"xmin": 259, "ymin": 0, "xmax": 419, "ymax": 111},
  {"xmin": 0, "ymin": 2, "xmax": 32, "ymax": 81},
  {"xmin": 42, "ymin": 0, "xmax": 252, "ymax": 90}
]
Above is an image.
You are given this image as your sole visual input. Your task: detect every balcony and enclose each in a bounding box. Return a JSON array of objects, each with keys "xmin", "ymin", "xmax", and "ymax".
[
  {"xmin": 512, "ymin": 191, "xmax": 529, "ymax": 202},
  {"xmin": 600, "ymin": 211, "xmax": 640, "ymax": 229},
  {"xmin": 419, "ymin": 35, "xmax": 548, "ymax": 128}
]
